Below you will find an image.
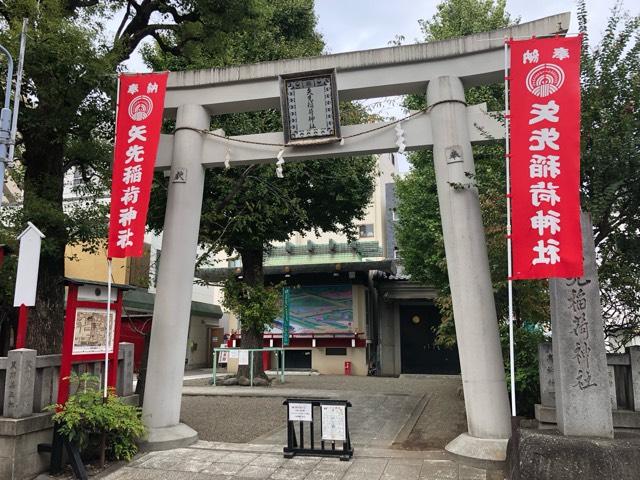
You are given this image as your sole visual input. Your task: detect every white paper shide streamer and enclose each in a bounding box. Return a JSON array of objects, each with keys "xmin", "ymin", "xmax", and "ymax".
[
  {"xmin": 275, "ymin": 148, "xmax": 285, "ymax": 178},
  {"xmin": 224, "ymin": 144, "xmax": 231, "ymax": 169},
  {"xmin": 394, "ymin": 122, "xmax": 406, "ymax": 154}
]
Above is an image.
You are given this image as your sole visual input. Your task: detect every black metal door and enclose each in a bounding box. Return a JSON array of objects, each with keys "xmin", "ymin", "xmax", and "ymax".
[
  {"xmin": 399, "ymin": 305, "xmax": 460, "ymax": 374},
  {"xmin": 284, "ymin": 349, "xmax": 312, "ymax": 369}
]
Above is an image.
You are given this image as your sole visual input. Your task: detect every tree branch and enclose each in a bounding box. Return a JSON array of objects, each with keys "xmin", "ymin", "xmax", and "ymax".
[
  {"xmin": 148, "ymin": 30, "xmax": 181, "ymax": 56},
  {"xmin": 67, "ymin": 0, "xmax": 99, "ymax": 8},
  {"xmin": 115, "ymin": 1, "xmax": 135, "ymax": 41},
  {"xmin": 157, "ymin": 3, "xmax": 199, "ymax": 24}
]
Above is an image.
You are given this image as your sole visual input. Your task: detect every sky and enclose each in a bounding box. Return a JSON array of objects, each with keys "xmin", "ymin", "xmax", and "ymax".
[
  {"xmin": 121, "ymin": 1, "xmax": 639, "ymax": 72},
  {"xmin": 314, "ymin": 1, "xmax": 637, "ymax": 54},
  {"xmin": 311, "ymin": 0, "xmax": 638, "ymax": 171},
  {"xmin": 117, "ymin": 1, "xmax": 638, "ymax": 172}
]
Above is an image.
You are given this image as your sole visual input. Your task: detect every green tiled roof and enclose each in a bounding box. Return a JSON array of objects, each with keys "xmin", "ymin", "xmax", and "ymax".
[
  {"xmin": 266, "ymin": 240, "xmax": 383, "ymax": 259},
  {"xmin": 265, "ymin": 252, "xmax": 360, "ymax": 266},
  {"xmin": 123, "ymin": 288, "xmax": 222, "ymax": 319}
]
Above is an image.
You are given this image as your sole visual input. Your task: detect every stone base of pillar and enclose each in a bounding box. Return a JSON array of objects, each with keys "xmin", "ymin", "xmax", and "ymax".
[
  {"xmin": 139, "ymin": 423, "xmax": 198, "ymax": 451},
  {"xmin": 445, "ymin": 432, "xmax": 509, "ymax": 462}
]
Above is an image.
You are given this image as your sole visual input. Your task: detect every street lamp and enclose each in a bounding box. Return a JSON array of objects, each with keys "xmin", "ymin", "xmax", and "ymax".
[
  {"xmin": 0, "ymin": 44, "xmax": 14, "ymax": 206},
  {"xmin": 0, "ymin": 18, "xmax": 29, "ymax": 210}
]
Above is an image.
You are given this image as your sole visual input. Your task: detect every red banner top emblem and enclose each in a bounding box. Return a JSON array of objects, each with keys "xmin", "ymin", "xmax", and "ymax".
[
  {"xmin": 509, "ymin": 36, "xmax": 583, "ymax": 279},
  {"xmin": 108, "ymin": 72, "xmax": 168, "ymax": 258}
]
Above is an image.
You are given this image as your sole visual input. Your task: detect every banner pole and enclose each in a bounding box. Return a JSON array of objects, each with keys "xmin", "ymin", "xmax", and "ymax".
[
  {"xmin": 504, "ymin": 40, "xmax": 516, "ymax": 417},
  {"xmin": 104, "ymin": 258, "xmax": 112, "ymax": 400}
]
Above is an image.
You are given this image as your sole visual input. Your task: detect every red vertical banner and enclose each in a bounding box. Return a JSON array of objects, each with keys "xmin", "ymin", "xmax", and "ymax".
[
  {"xmin": 509, "ymin": 36, "xmax": 583, "ymax": 279},
  {"xmin": 108, "ymin": 72, "xmax": 168, "ymax": 258}
]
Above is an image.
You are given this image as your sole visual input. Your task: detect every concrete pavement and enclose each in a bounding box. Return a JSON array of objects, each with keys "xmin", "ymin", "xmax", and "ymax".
[{"xmin": 103, "ymin": 441, "xmax": 504, "ymax": 480}]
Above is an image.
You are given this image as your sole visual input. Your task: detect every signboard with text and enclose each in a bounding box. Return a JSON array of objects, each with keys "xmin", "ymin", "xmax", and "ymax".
[
  {"xmin": 288, "ymin": 402, "xmax": 313, "ymax": 422},
  {"xmin": 321, "ymin": 404, "xmax": 347, "ymax": 441},
  {"xmin": 108, "ymin": 72, "xmax": 168, "ymax": 258},
  {"xmin": 509, "ymin": 36, "xmax": 583, "ymax": 279},
  {"xmin": 72, "ymin": 308, "xmax": 116, "ymax": 355}
]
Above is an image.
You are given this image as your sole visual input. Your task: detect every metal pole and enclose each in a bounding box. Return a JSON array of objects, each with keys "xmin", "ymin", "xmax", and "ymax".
[
  {"xmin": 212, "ymin": 348, "xmax": 217, "ymax": 386},
  {"xmin": 504, "ymin": 40, "xmax": 517, "ymax": 417},
  {"xmin": 8, "ymin": 18, "xmax": 29, "ymax": 165},
  {"xmin": 104, "ymin": 258, "xmax": 112, "ymax": 399},
  {"xmin": 0, "ymin": 44, "xmax": 14, "ymax": 210},
  {"xmin": 250, "ymin": 350, "xmax": 254, "ymax": 387},
  {"xmin": 0, "ymin": 44, "xmax": 13, "ymax": 109}
]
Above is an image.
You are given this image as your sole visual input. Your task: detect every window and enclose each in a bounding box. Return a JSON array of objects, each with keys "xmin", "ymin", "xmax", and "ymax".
[
  {"xmin": 326, "ymin": 348, "xmax": 347, "ymax": 356},
  {"xmin": 359, "ymin": 224, "xmax": 374, "ymax": 238}
]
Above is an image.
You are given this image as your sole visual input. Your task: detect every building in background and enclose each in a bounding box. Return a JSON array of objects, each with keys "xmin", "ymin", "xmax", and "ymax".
[
  {"xmin": 201, "ymin": 153, "xmax": 461, "ymax": 376},
  {"xmin": 60, "ymin": 172, "xmax": 224, "ymax": 370},
  {"xmin": 372, "ymin": 182, "xmax": 459, "ymax": 376},
  {"xmin": 4, "ymin": 153, "xmax": 459, "ymax": 376}
]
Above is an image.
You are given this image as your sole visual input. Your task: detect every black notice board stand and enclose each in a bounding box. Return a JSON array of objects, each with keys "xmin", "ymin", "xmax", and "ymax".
[{"xmin": 283, "ymin": 398, "xmax": 353, "ymax": 461}]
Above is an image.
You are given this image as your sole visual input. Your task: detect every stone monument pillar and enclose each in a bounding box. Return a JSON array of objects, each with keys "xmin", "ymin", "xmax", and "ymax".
[
  {"xmin": 3, "ymin": 349, "xmax": 36, "ymax": 418},
  {"xmin": 427, "ymin": 76, "xmax": 512, "ymax": 460},
  {"xmin": 550, "ymin": 212, "xmax": 614, "ymax": 438},
  {"xmin": 142, "ymin": 104, "xmax": 209, "ymax": 449}
]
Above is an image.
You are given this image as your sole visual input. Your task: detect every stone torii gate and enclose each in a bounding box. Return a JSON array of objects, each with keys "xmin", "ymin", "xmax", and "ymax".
[{"xmin": 142, "ymin": 13, "xmax": 570, "ymax": 459}]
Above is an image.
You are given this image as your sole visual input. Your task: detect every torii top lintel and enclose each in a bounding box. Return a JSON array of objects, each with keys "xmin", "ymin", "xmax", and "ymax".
[{"xmin": 162, "ymin": 13, "xmax": 569, "ymax": 116}]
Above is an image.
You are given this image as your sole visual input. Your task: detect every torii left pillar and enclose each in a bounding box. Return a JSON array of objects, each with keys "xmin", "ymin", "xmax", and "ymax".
[
  {"xmin": 427, "ymin": 76, "xmax": 511, "ymax": 460},
  {"xmin": 142, "ymin": 104, "xmax": 209, "ymax": 449}
]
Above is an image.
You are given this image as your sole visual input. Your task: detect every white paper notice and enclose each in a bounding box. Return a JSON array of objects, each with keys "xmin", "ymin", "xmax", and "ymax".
[
  {"xmin": 321, "ymin": 404, "xmax": 346, "ymax": 441},
  {"xmin": 238, "ymin": 350, "xmax": 249, "ymax": 365},
  {"xmin": 229, "ymin": 350, "xmax": 239, "ymax": 359},
  {"xmin": 218, "ymin": 351, "xmax": 229, "ymax": 364},
  {"xmin": 288, "ymin": 403, "xmax": 313, "ymax": 422}
]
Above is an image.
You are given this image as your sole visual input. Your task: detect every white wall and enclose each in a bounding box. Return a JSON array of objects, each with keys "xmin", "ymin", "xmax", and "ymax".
[
  {"xmin": 263, "ymin": 153, "xmax": 397, "ymax": 256},
  {"xmin": 146, "ymin": 231, "xmax": 216, "ymax": 305},
  {"xmin": 186, "ymin": 315, "xmax": 210, "ymax": 367}
]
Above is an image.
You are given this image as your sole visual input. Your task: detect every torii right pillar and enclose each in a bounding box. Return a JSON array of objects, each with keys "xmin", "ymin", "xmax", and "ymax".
[{"xmin": 427, "ymin": 76, "xmax": 512, "ymax": 460}]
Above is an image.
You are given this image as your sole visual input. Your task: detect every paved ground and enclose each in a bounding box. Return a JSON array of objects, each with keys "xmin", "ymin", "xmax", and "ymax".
[
  {"xmin": 102, "ymin": 441, "xmax": 505, "ymax": 480},
  {"xmin": 180, "ymin": 375, "xmax": 466, "ymax": 449},
  {"xmin": 99, "ymin": 374, "xmax": 498, "ymax": 479}
]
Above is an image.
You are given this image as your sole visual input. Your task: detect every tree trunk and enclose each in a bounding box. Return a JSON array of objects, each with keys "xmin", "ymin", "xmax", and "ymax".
[
  {"xmin": 237, "ymin": 248, "xmax": 265, "ymax": 380},
  {"xmin": 134, "ymin": 330, "xmax": 151, "ymax": 406},
  {"xmin": 22, "ymin": 128, "xmax": 67, "ymax": 354}
]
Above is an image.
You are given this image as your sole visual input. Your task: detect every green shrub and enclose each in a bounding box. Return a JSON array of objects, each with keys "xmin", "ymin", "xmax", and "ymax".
[
  {"xmin": 500, "ymin": 324, "xmax": 546, "ymax": 417},
  {"xmin": 48, "ymin": 373, "xmax": 145, "ymax": 461}
]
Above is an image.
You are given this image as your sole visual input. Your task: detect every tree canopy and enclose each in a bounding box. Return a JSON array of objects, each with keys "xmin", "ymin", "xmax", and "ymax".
[
  {"xmin": 397, "ymin": 0, "xmax": 549, "ymax": 346},
  {"xmin": 395, "ymin": 0, "xmax": 640, "ymax": 412},
  {"xmin": 577, "ymin": 1, "xmax": 640, "ymax": 348},
  {"xmin": 0, "ymin": 0, "xmax": 376, "ymax": 354},
  {"xmin": 394, "ymin": 0, "xmax": 546, "ymax": 414},
  {"xmin": 143, "ymin": 1, "xmax": 377, "ymax": 374}
]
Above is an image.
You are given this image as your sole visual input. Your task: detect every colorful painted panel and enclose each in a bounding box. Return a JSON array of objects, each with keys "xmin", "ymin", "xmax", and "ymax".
[{"xmin": 268, "ymin": 285, "xmax": 353, "ymax": 334}]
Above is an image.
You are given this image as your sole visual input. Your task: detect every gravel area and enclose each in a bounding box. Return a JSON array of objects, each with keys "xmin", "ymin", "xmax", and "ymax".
[{"xmin": 180, "ymin": 396, "xmax": 287, "ymax": 443}]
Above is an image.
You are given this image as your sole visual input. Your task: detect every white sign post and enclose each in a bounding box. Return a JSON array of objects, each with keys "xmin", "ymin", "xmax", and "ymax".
[
  {"xmin": 13, "ymin": 222, "xmax": 45, "ymax": 307},
  {"xmin": 13, "ymin": 222, "xmax": 45, "ymax": 348}
]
